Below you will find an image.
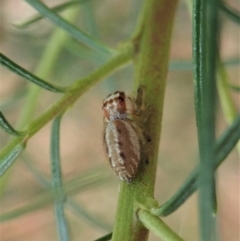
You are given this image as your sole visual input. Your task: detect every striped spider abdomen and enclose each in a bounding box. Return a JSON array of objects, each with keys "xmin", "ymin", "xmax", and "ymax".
[{"xmin": 102, "ymin": 91, "xmax": 141, "ymax": 182}]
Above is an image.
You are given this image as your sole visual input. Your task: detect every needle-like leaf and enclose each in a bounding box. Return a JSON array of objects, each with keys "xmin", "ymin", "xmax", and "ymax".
[
  {"xmin": 152, "ymin": 114, "xmax": 240, "ymax": 216},
  {"xmin": 50, "ymin": 115, "xmax": 70, "ymax": 241},
  {"xmin": 0, "ymin": 112, "xmax": 23, "ymax": 136},
  {"xmin": 220, "ymin": 2, "xmax": 240, "ymax": 24},
  {"xmin": 0, "ymin": 143, "xmax": 26, "ymax": 177},
  {"xmin": 93, "ymin": 233, "xmax": 112, "ymax": 241},
  {"xmin": 25, "ymin": 0, "xmax": 113, "ymax": 55},
  {"xmin": 0, "ymin": 53, "xmax": 67, "ymax": 93},
  {"xmin": 15, "ymin": 0, "xmax": 91, "ymax": 28}
]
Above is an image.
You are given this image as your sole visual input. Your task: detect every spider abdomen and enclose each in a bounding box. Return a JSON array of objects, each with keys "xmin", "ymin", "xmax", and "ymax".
[{"xmin": 104, "ymin": 119, "xmax": 140, "ymax": 181}]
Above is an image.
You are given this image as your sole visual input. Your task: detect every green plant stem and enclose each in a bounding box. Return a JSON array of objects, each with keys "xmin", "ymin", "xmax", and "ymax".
[
  {"xmin": 18, "ymin": 8, "xmax": 80, "ymax": 128},
  {"xmin": 185, "ymin": 0, "xmax": 239, "ymax": 159},
  {"xmin": 220, "ymin": 2, "xmax": 240, "ymax": 24},
  {"xmin": 51, "ymin": 115, "xmax": 70, "ymax": 241},
  {"xmin": 25, "ymin": 0, "xmax": 113, "ymax": 55},
  {"xmin": 93, "ymin": 232, "xmax": 112, "ymax": 241},
  {"xmin": 111, "ymin": 0, "xmax": 179, "ymax": 240},
  {"xmin": 0, "ymin": 54, "xmax": 68, "ymax": 93},
  {"xmin": 193, "ymin": 0, "xmax": 219, "ymax": 240},
  {"xmin": 151, "ymin": 113, "xmax": 240, "ymax": 216},
  {"xmin": 0, "ymin": 111, "xmax": 24, "ymax": 136},
  {"xmin": 0, "ymin": 45, "xmax": 133, "ymax": 164},
  {"xmin": 16, "ymin": 0, "xmax": 92, "ymax": 28},
  {"xmin": 138, "ymin": 209, "xmax": 184, "ymax": 241},
  {"xmin": 0, "ymin": 7, "xmax": 80, "ymax": 199}
]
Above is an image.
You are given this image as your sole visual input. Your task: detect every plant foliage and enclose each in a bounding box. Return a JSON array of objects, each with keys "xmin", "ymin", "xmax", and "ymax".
[{"xmin": 0, "ymin": 0, "xmax": 239, "ymax": 241}]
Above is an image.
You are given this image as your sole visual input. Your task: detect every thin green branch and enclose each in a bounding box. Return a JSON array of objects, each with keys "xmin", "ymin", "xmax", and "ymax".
[
  {"xmin": 17, "ymin": 7, "xmax": 80, "ymax": 129},
  {"xmin": 192, "ymin": 0, "xmax": 203, "ymax": 127},
  {"xmin": 137, "ymin": 209, "xmax": 184, "ymax": 241},
  {"xmin": 193, "ymin": 0, "xmax": 219, "ymax": 240},
  {"xmin": 65, "ymin": 39, "xmax": 108, "ymax": 64},
  {"xmin": 0, "ymin": 112, "xmax": 24, "ymax": 136},
  {"xmin": 51, "ymin": 115, "xmax": 70, "ymax": 241},
  {"xmin": 0, "ymin": 7, "xmax": 80, "ymax": 199},
  {"xmin": 0, "ymin": 144, "xmax": 26, "ymax": 177},
  {"xmin": 220, "ymin": 2, "xmax": 240, "ymax": 24},
  {"xmin": 25, "ymin": 0, "xmax": 113, "ymax": 55},
  {"xmin": 15, "ymin": 0, "xmax": 93, "ymax": 28},
  {"xmin": 0, "ymin": 45, "xmax": 133, "ymax": 175},
  {"xmin": 229, "ymin": 83, "xmax": 240, "ymax": 92},
  {"xmin": 0, "ymin": 53, "xmax": 68, "ymax": 93},
  {"xmin": 169, "ymin": 57, "xmax": 240, "ymax": 71},
  {"xmin": 93, "ymin": 233, "xmax": 112, "ymax": 241},
  {"xmin": 152, "ymin": 114, "xmax": 240, "ymax": 216},
  {"xmin": 51, "ymin": 116, "xmax": 63, "ymax": 190}
]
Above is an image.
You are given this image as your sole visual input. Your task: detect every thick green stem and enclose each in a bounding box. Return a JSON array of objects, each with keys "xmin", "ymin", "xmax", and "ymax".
[{"xmin": 112, "ymin": 0, "xmax": 179, "ymax": 240}]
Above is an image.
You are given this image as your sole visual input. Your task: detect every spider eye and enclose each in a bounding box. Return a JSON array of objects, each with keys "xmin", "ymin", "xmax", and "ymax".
[{"xmin": 118, "ymin": 96, "xmax": 124, "ymax": 102}]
